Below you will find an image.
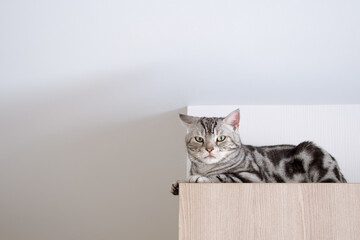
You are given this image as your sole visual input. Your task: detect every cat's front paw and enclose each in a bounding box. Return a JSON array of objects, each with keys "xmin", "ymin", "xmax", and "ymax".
[
  {"xmin": 188, "ymin": 175, "xmax": 211, "ymax": 183},
  {"xmin": 171, "ymin": 182, "xmax": 179, "ymax": 195}
]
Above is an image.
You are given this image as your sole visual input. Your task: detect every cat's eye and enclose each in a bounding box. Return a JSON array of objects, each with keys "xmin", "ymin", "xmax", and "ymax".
[
  {"xmin": 194, "ymin": 136, "xmax": 204, "ymax": 142},
  {"xmin": 217, "ymin": 136, "xmax": 226, "ymax": 142}
]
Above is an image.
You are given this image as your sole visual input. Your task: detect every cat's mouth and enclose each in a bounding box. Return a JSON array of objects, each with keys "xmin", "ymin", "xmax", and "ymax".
[{"xmin": 203, "ymin": 154, "xmax": 219, "ymax": 164}]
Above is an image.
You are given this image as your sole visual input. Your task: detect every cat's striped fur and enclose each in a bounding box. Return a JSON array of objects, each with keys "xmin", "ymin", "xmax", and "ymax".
[{"xmin": 171, "ymin": 109, "xmax": 346, "ymax": 195}]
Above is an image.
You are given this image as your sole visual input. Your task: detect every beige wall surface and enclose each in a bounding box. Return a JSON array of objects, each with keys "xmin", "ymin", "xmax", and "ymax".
[{"xmin": 0, "ymin": 86, "xmax": 185, "ymax": 239}]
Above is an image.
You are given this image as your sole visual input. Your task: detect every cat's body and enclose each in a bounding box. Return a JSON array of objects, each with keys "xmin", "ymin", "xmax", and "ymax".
[
  {"xmin": 189, "ymin": 142, "xmax": 346, "ymax": 184},
  {"xmin": 171, "ymin": 109, "xmax": 346, "ymax": 195}
]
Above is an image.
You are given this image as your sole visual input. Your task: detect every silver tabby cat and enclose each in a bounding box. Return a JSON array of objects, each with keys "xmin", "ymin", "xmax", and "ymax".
[{"xmin": 171, "ymin": 109, "xmax": 346, "ymax": 195}]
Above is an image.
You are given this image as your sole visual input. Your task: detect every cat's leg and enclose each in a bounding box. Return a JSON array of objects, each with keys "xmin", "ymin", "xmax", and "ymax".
[
  {"xmin": 318, "ymin": 166, "xmax": 347, "ymax": 183},
  {"xmin": 295, "ymin": 142, "xmax": 346, "ymax": 183},
  {"xmin": 209, "ymin": 173, "xmax": 242, "ymax": 183},
  {"xmin": 189, "ymin": 174, "xmax": 244, "ymax": 183},
  {"xmin": 170, "ymin": 181, "xmax": 180, "ymax": 195},
  {"xmin": 213, "ymin": 172, "xmax": 264, "ymax": 183},
  {"xmin": 199, "ymin": 173, "xmax": 263, "ymax": 183},
  {"xmin": 170, "ymin": 175, "xmax": 211, "ymax": 195},
  {"xmin": 207, "ymin": 172, "xmax": 265, "ymax": 183},
  {"xmin": 170, "ymin": 179, "xmax": 188, "ymax": 195},
  {"xmin": 188, "ymin": 174, "xmax": 211, "ymax": 183},
  {"xmin": 171, "ymin": 173, "xmax": 247, "ymax": 195}
]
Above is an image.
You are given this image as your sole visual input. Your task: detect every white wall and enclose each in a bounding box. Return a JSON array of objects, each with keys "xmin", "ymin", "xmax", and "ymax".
[
  {"xmin": 1, "ymin": 0, "xmax": 360, "ymax": 105},
  {"xmin": 188, "ymin": 105, "xmax": 360, "ymax": 182},
  {"xmin": 1, "ymin": 0, "xmax": 360, "ymax": 239}
]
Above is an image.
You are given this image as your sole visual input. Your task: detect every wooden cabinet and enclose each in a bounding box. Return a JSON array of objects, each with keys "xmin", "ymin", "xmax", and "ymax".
[{"xmin": 179, "ymin": 183, "xmax": 360, "ymax": 240}]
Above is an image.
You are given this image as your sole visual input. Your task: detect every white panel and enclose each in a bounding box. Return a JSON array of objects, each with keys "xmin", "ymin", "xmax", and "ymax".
[{"xmin": 187, "ymin": 105, "xmax": 360, "ymax": 182}]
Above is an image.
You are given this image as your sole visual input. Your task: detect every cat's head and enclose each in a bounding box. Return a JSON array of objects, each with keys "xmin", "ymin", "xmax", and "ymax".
[{"xmin": 180, "ymin": 109, "xmax": 241, "ymax": 165}]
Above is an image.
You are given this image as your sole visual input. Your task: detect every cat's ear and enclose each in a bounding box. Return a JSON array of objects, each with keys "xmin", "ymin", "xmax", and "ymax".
[
  {"xmin": 224, "ymin": 109, "xmax": 240, "ymax": 130},
  {"xmin": 179, "ymin": 114, "xmax": 198, "ymax": 128}
]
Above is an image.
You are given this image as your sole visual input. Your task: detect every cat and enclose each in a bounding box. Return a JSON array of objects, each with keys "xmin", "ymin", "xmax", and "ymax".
[{"xmin": 171, "ymin": 109, "xmax": 346, "ymax": 195}]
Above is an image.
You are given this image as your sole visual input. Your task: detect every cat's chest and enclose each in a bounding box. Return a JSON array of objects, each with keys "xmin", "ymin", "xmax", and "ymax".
[{"xmin": 195, "ymin": 164, "xmax": 217, "ymax": 175}]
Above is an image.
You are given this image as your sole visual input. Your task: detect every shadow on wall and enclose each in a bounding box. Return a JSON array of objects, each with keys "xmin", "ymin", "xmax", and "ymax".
[{"xmin": 0, "ymin": 104, "xmax": 187, "ymax": 239}]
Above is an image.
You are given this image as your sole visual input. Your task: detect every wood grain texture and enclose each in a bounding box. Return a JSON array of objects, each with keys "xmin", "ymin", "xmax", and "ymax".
[{"xmin": 179, "ymin": 183, "xmax": 360, "ymax": 240}]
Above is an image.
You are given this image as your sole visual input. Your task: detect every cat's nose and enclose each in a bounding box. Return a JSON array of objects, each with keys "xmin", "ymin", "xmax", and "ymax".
[{"xmin": 206, "ymin": 147, "xmax": 214, "ymax": 153}]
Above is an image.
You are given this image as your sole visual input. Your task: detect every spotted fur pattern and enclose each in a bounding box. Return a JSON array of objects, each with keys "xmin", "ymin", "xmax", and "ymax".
[{"xmin": 171, "ymin": 109, "xmax": 346, "ymax": 195}]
